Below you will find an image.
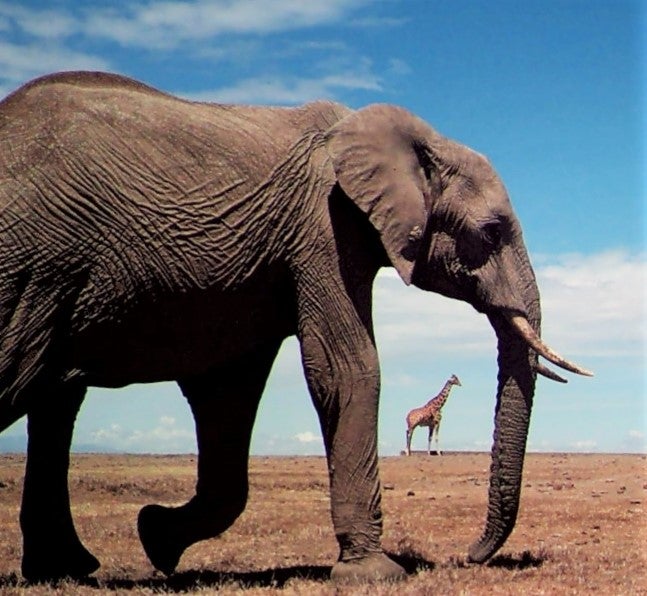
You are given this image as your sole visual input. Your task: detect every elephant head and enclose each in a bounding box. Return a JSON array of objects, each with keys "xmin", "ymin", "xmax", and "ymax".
[{"xmin": 326, "ymin": 104, "xmax": 591, "ymax": 562}]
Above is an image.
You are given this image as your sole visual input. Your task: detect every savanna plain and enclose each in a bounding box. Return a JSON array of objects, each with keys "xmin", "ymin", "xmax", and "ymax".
[{"xmin": 0, "ymin": 452, "xmax": 644, "ymax": 595}]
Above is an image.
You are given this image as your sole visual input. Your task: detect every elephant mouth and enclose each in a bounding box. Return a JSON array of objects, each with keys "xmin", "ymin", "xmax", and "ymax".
[{"xmin": 504, "ymin": 312, "xmax": 593, "ymax": 382}]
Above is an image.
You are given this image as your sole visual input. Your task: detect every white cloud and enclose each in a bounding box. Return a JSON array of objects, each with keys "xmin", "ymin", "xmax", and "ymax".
[
  {"xmin": 91, "ymin": 423, "xmax": 123, "ymax": 443},
  {"xmin": 0, "ymin": 0, "xmax": 405, "ymax": 50},
  {"xmin": 188, "ymin": 50, "xmax": 384, "ymax": 104},
  {"xmin": 0, "ymin": 4, "xmax": 78, "ymax": 39},
  {"xmin": 0, "ymin": 1, "xmax": 371, "ymax": 49},
  {"xmin": 382, "ymin": 372, "xmax": 419, "ymax": 388},
  {"xmin": 0, "ymin": 1, "xmax": 394, "ymax": 105},
  {"xmin": 373, "ymin": 250, "xmax": 645, "ymax": 361},
  {"xmin": 0, "ymin": 41, "xmax": 111, "ymax": 93},
  {"xmin": 294, "ymin": 431, "xmax": 321, "ymax": 443},
  {"xmin": 186, "ymin": 71, "xmax": 381, "ymax": 104},
  {"xmin": 373, "ymin": 269, "xmax": 494, "ymax": 357},
  {"xmin": 0, "ymin": 3, "xmax": 107, "ymax": 92},
  {"xmin": 350, "ymin": 16, "xmax": 409, "ymax": 28},
  {"xmin": 251, "ymin": 430, "xmax": 325, "ymax": 455},
  {"xmin": 85, "ymin": 0, "xmax": 371, "ymax": 49},
  {"xmin": 387, "ymin": 58, "xmax": 412, "ymax": 76},
  {"xmin": 625, "ymin": 429, "xmax": 647, "ymax": 452},
  {"xmin": 536, "ymin": 250, "xmax": 645, "ymax": 357},
  {"xmin": 89, "ymin": 416, "xmax": 195, "ymax": 453},
  {"xmin": 570, "ymin": 439, "xmax": 598, "ymax": 452},
  {"xmin": 293, "ymin": 40, "xmax": 349, "ymax": 52}
]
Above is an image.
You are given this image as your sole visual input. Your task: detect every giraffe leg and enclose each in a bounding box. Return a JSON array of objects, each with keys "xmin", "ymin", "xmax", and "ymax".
[
  {"xmin": 21, "ymin": 381, "xmax": 100, "ymax": 581},
  {"xmin": 405, "ymin": 427, "xmax": 413, "ymax": 456},
  {"xmin": 435, "ymin": 419, "xmax": 442, "ymax": 455},
  {"xmin": 137, "ymin": 340, "xmax": 280, "ymax": 575},
  {"xmin": 427, "ymin": 424, "xmax": 433, "ymax": 455}
]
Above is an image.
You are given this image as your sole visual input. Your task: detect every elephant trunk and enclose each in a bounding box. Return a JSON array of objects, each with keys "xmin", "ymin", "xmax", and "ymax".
[{"xmin": 467, "ymin": 302, "xmax": 539, "ymax": 563}]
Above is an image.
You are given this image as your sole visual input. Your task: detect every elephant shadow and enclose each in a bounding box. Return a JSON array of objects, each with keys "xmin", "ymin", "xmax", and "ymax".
[
  {"xmin": 487, "ymin": 550, "xmax": 545, "ymax": 570},
  {"xmin": 100, "ymin": 553, "xmax": 435, "ymax": 592},
  {"xmin": 92, "ymin": 566, "xmax": 333, "ymax": 592},
  {"xmin": 448, "ymin": 550, "xmax": 545, "ymax": 571},
  {"xmin": 0, "ymin": 552, "xmax": 435, "ymax": 591},
  {"xmin": 0, "ymin": 551, "xmax": 543, "ymax": 590}
]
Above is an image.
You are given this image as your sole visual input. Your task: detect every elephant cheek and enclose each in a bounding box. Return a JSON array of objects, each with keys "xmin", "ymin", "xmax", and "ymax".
[{"xmin": 473, "ymin": 251, "xmax": 529, "ymax": 316}]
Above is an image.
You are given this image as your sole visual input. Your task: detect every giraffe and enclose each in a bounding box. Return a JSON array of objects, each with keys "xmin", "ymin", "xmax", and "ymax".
[{"xmin": 405, "ymin": 374, "xmax": 462, "ymax": 456}]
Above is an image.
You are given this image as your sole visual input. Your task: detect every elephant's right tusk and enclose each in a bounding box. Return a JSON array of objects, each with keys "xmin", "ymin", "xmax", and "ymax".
[
  {"xmin": 534, "ymin": 362, "xmax": 568, "ymax": 383},
  {"xmin": 507, "ymin": 314, "xmax": 594, "ymax": 377}
]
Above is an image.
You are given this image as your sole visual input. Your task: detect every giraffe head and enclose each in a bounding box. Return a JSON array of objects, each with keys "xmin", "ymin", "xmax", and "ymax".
[{"xmin": 450, "ymin": 374, "xmax": 461, "ymax": 387}]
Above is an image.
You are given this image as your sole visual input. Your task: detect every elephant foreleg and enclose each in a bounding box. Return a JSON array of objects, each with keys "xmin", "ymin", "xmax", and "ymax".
[
  {"xmin": 300, "ymin": 323, "xmax": 406, "ymax": 583},
  {"xmin": 20, "ymin": 382, "xmax": 99, "ymax": 581},
  {"xmin": 137, "ymin": 340, "xmax": 281, "ymax": 575},
  {"xmin": 307, "ymin": 365, "xmax": 406, "ymax": 583}
]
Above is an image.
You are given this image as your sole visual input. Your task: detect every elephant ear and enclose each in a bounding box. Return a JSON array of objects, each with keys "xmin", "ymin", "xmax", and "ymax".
[{"xmin": 325, "ymin": 104, "xmax": 439, "ymax": 284}]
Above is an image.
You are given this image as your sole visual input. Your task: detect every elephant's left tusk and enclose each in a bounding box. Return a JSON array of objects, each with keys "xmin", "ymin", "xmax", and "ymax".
[
  {"xmin": 507, "ymin": 314, "xmax": 594, "ymax": 377},
  {"xmin": 534, "ymin": 362, "xmax": 568, "ymax": 383}
]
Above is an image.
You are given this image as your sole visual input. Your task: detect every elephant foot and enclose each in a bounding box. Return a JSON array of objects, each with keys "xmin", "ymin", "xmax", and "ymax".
[
  {"xmin": 331, "ymin": 552, "xmax": 406, "ymax": 584},
  {"xmin": 138, "ymin": 504, "xmax": 187, "ymax": 575},
  {"xmin": 138, "ymin": 493, "xmax": 246, "ymax": 575},
  {"xmin": 22, "ymin": 540, "xmax": 100, "ymax": 582}
]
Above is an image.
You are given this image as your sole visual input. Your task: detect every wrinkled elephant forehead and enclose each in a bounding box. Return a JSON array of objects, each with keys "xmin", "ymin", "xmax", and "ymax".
[{"xmin": 435, "ymin": 172, "xmax": 513, "ymax": 222}]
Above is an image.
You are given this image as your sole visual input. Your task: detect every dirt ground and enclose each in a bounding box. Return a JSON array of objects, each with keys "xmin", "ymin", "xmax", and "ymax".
[{"xmin": 0, "ymin": 452, "xmax": 644, "ymax": 594}]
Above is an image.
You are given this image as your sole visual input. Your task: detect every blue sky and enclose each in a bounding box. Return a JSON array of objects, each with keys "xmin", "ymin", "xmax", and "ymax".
[{"xmin": 0, "ymin": 0, "xmax": 644, "ymax": 454}]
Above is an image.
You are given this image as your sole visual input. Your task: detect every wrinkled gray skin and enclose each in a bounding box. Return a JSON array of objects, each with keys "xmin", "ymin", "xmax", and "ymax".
[{"xmin": 0, "ymin": 72, "xmax": 588, "ymax": 583}]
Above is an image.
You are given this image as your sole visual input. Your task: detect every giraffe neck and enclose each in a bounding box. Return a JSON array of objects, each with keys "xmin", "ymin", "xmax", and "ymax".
[{"xmin": 427, "ymin": 379, "xmax": 455, "ymax": 410}]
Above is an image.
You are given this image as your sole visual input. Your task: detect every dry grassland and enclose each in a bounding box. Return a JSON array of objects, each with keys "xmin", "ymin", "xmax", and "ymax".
[{"xmin": 0, "ymin": 452, "xmax": 644, "ymax": 594}]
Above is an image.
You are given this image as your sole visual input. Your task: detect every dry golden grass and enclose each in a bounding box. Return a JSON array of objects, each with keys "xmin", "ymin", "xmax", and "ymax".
[{"xmin": 0, "ymin": 452, "xmax": 644, "ymax": 594}]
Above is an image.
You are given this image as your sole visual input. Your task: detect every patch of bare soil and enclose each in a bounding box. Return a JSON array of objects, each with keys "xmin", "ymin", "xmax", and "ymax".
[{"xmin": 0, "ymin": 452, "xmax": 644, "ymax": 594}]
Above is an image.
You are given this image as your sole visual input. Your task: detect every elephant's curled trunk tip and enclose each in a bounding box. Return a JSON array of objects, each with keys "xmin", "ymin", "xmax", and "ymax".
[
  {"xmin": 466, "ymin": 527, "xmax": 511, "ymax": 564},
  {"xmin": 466, "ymin": 542, "xmax": 496, "ymax": 565}
]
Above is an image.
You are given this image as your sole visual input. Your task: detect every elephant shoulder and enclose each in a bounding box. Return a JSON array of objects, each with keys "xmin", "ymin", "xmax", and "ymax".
[{"xmin": 293, "ymin": 100, "xmax": 352, "ymax": 132}]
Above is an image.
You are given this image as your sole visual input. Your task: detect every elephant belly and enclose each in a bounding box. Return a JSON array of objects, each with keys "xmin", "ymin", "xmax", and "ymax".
[{"xmin": 68, "ymin": 286, "xmax": 295, "ymax": 387}]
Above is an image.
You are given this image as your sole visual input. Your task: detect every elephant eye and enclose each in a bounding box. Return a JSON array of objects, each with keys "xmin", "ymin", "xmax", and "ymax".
[{"xmin": 481, "ymin": 221, "xmax": 503, "ymax": 250}]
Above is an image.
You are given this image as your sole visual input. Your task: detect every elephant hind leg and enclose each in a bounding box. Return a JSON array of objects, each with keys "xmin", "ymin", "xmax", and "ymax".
[
  {"xmin": 0, "ymin": 276, "xmax": 79, "ymax": 423},
  {"xmin": 0, "ymin": 277, "xmax": 47, "ymax": 401},
  {"xmin": 0, "ymin": 395, "xmax": 27, "ymax": 434},
  {"xmin": 137, "ymin": 340, "xmax": 281, "ymax": 575},
  {"xmin": 20, "ymin": 381, "xmax": 99, "ymax": 581}
]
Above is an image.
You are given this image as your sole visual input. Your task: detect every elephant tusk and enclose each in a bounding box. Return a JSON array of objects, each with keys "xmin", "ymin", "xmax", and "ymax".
[
  {"xmin": 534, "ymin": 362, "xmax": 568, "ymax": 383},
  {"xmin": 507, "ymin": 314, "xmax": 594, "ymax": 377}
]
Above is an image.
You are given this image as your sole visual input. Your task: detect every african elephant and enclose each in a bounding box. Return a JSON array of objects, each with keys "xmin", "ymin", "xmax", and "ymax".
[{"xmin": 0, "ymin": 71, "xmax": 591, "ymax": 583}]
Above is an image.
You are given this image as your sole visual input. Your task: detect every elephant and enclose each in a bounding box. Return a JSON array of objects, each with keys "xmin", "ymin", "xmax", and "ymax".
[{"xmin": 0, "ymin": 71, "xmax": 591, "ymax": 583}]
